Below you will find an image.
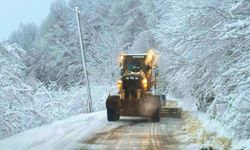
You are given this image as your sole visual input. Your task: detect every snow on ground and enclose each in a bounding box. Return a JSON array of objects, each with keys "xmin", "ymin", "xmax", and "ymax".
[
  {"xmin": 168, "ymin": 96, "xmax": 250, "ymax": 150},
  {"xmin": 0, "ymin": 111, "xmax": 107, "ymax": 150},
  {"xmin": 0, "ymin": 100, "xmax": 249, "ymax": 150},
  {"xmin": 192, "ymin": 112, "xmax": 250, "ymax": 150},
  {"xmin": 182, "ymin": 112, "xmax": 232, "ymax": 149},
  {"xmin": 0, "ymin": 110, "xmax": 205, "ymax": 150}
]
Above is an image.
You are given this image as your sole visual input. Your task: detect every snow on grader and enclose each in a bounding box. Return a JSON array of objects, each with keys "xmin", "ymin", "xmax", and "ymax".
[{"xmin": 106, "ymin": 49, "xmax": 181, "ymax": 122}]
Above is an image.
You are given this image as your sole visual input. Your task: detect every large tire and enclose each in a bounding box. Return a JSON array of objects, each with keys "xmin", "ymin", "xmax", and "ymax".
[
  {"xmin": 106, "ymin": 95, "xmax": 120, "ymax": 121},
  {"xmin": 116, "ymin": 112, "xmax": 120, "ymax": 120},
  {"xmin": 151, "ymin": 95, "xmax": 160, "ymax": 122},
  {"xmin": 107, "ymin": 108, "xmax": 120, "ymax": 121},
  {"xmin": 107, "ymin": 108, "xmax": 117, "ymax": 121},
  {"xmin": 152, "ymin": 108, "xmax": 160, "ymax": 122}
]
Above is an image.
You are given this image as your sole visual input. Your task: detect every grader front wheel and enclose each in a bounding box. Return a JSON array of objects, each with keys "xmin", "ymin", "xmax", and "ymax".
[{"xmin": 152, "ymin": 108, "xmax": 160, "ymax": 122}]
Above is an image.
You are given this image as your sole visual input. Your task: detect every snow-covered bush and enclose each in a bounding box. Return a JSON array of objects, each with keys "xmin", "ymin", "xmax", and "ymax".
[{"xmin": 0, "ymin": 44, "xmax": 113, "ymax": 139}]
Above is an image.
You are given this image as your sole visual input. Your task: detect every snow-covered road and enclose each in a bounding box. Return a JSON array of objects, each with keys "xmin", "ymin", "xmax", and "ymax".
[
  {"xmin": 80, "ymin": 117, "xmax": 190, "ymax": 150},
  {"xmin": 0, "ymin": 111, "xmax": 199, "ymax": 150},
  {"xmin": 1, "ymin": 110, "xmax": 237, "ymax": 150}
]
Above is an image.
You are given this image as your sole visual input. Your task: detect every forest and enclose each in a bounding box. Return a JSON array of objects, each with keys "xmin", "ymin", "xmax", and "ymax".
[{"xmin": 0, "ymin": 0, "xmax": 249, "ymax": 143}]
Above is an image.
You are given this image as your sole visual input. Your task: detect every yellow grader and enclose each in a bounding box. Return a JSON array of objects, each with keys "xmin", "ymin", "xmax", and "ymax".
[{"xmin": 106, "ymin": 49, "xmax": 181, "ymax": 122}]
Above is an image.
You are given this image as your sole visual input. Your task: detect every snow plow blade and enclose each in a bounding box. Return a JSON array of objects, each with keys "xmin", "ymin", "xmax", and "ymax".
[
  {"xmin": 161, "ymin": 107, "xmax": 182, "ymax": 118},
  {"xmin": 160, "ymin": 99, "xmax": 182, "ymax": 118}
]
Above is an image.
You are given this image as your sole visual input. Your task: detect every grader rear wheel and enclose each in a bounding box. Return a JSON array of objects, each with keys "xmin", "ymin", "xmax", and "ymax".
[
  {"xmin": 106, "ymin": 95, "xmax": 120, "ymax": 121},
  {"xmin": 107, "ymin": 108, "xmax": 120, "ymax": 121},
  {"xmin": 152, "ymin": 108, "xmax": 160, "ymax": 122}
]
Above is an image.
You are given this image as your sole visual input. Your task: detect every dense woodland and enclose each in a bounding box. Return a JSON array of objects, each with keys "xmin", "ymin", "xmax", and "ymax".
[{"xmin": 0, "ymin": 0, "xmax": 249, "ymax": 140}]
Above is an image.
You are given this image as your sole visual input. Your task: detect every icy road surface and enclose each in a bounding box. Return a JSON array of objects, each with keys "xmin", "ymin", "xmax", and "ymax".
[
  {"xmin": 0, "ymin": 111, "xmax": 200, "ymax": 150},
  {"xmin": 81, "ymin": 117, "xmax": 190, "ymax": 150}
]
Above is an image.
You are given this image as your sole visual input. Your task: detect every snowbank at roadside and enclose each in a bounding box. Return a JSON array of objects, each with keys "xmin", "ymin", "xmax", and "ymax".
[
  {"xmin": 171, "ymin": 96, "xmax": 250, "ymax": 150},
  {"xmin": 0, "ymin": 111, "xmax": 106, "ymax": 150},
  {"xmin": 185, "ymin": 111, "xmax": 250, "ymax": 150}
]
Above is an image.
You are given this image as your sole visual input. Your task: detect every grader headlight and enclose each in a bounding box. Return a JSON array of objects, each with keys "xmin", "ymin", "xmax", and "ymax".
[
  {"xmin": 117, "ymin": 80, "xmax": 123, "ymax": 91},
  {"xmin": 142, "ymin": 78, "xmax": 148, "ymax": 90},
  {"xmin": 120, "ymin": 55, "xmax": 124, "ymax": 61},
  {"xmin": 119, "ymin": 55, "xmax": 124, "ymax": 66},
  {"xmin": 145, "ymin": 49, "xmax": 155, "ymax": 65}
]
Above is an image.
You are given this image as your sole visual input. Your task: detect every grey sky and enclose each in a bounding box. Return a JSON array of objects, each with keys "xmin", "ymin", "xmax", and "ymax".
[{"xmin": 0, "ymin": 0, "xmax": 55, "ymax": 41}]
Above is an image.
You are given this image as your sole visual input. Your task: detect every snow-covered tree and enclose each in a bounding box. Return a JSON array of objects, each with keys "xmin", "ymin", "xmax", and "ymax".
[
  {"xmin": 8, "ymin": 23, "xmax": 38, "ymax": 50},
  {"xmin": 2, "ymin": 0, "xmax": 250, "ymax": 141}
]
